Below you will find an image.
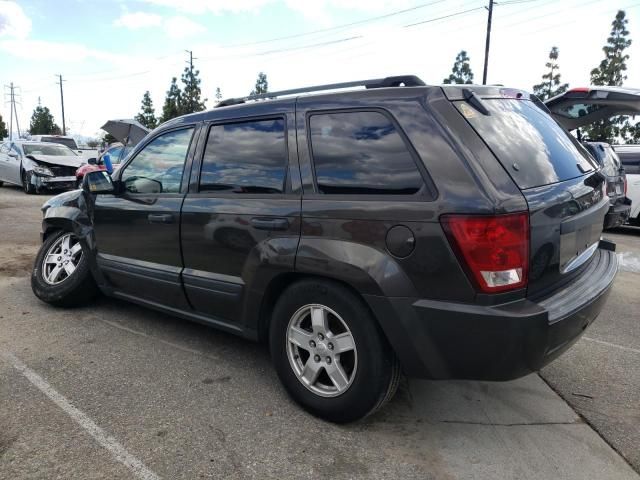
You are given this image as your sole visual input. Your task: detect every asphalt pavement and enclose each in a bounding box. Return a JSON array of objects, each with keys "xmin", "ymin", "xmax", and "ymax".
[{"xmin": 0, "ymin": 185, "xmax": 638, "ymax": 480}]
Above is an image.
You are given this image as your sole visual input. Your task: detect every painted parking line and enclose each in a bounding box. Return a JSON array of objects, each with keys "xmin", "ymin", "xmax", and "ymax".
[
  {"xmin": 583, "ymin": 337, "xmax": 640, "ymax": 355},
  {"xmin": 1, "ymin": 351, "xmax": 161, "ymax": 480}
]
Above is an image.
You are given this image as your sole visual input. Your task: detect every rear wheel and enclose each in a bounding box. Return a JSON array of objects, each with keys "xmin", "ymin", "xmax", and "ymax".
[
  {"xmin": 31, "ymin": 231, "xmax": 98, "ymax": 307},
  {"xmin": 269, "ymin": 280, "xmax": 401, "ymax": 423},
  {"xmin": 22, "ymin": 170, "xmax": 36, "ymax": 194}
]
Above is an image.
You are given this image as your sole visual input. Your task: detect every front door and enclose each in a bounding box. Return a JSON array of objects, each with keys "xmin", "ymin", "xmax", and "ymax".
[
  {"xmin": 180, "ymin": 113, "xmax": 301, "ymax": 325},
  {"xmin": 93, "ymin": 126, "xmax": 198, "ymax": 309}
]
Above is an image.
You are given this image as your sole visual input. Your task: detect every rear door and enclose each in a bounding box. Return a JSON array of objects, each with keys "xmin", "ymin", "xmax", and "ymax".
[
  {"xmin": 545, "ymin": 86, "xmax": 640, "ymax": 131},
  {"xmin": 450, "ymin": 92, "xmax": 608, "ymax": 296},
  {"xmin": 180, "ymin": 112, "xmax": 300, "ymax": 326}
]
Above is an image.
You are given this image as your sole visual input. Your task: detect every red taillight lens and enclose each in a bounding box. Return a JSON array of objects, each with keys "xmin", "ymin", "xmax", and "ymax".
[{"xmin": 441, "ymin": 212, "xmax": 529, "ymax": 293}]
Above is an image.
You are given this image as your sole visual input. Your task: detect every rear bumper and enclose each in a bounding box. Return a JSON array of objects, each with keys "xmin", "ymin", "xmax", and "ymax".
[
  {"xmin": 365, "ymin": 246, "xmax": 618, "ymax": 380},
  {"xmin": 604, "ymin": 197, "xmax": 631, "ymax": 229}
]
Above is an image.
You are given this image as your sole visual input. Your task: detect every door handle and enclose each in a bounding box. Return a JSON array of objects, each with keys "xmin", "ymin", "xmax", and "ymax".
[
  {"xmin": 250, "ymin": 217, "xmax": 289, "ymax": 231},
  {"xmin": 147, "ymin": 213, "xmax": 174, "ymax": 224}
]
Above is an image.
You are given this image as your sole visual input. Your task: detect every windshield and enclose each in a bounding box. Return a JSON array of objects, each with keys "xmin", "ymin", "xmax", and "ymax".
[
  {"xmin": 23, "ymin": 144, "xmax": 78, "ymax": 156},
  {"xmin": 455, "ymin": 99, "xmax": 597, "ymax": 189},
  {"xmin": 40, "ymin": 137, "xmax": 78, "ymax": 149}
]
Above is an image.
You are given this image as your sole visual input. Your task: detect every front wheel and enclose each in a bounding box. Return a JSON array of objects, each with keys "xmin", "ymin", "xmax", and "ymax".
[
  {"xmin": 22, "ymin": 170, "xmax": 36, "ymax": 194},
  {"xmin": 31, "ymin": 231, "xmax": 98, "ymax": 307},
  {"xmin": 269, "ymin": 280, "xmax": 401, "ymax": 423}
]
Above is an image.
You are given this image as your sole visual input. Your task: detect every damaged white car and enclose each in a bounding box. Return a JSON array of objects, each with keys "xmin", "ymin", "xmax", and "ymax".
[{"xmin": 0, "ymin": 141, "xmax": 90, "ymax": 194}]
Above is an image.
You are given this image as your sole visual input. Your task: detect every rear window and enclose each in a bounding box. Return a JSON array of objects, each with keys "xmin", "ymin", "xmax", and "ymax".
[
  {"xmin": 455, "ymin": 99, "xmax": 597, "ymax": 189},
  {"xmin": 41, "ymin": 137, "xmax": 77, "ymax": 149},
  {"xmin": 309, "ymin": 111, "xmax": 426, "ymax": 195},
  {"xmin": 584, "ymin": 144, "xmax": 621, "ymax": 176},
  {"xmin": 617, "ymin": 151, "xmax": 640, "ymax": 174}
]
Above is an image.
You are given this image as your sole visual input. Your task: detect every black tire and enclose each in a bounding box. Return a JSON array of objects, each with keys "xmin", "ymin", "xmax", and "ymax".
[
  {"xmin": 269, "ymin": 279, "xmax": 401, "ymax": 423},
  {"xmin": 31, "ymin": 230, "xmax": 99, "ymax": 307},
  {"xmin": 0, "ymin": 181, "xmax": 4, "ymax": 187},
  {"xmin": 22, "ymin": 170, "xmax": 36, "ymax": 194}
]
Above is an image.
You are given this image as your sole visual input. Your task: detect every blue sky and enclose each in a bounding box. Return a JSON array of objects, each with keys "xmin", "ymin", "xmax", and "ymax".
[{"xmin": 1, "ymin": 0, "xmax": 639, "ymax": 139}]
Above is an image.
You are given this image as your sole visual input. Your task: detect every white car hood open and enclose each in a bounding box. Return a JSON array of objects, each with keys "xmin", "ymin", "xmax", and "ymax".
[{"xmin": 26, "ymin": 154, "xmax": 86, "ymax": 168}]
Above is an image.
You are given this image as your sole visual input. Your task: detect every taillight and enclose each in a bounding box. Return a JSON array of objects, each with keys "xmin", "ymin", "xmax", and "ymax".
[{"xmin": 441, "ymin": 212, "xmax": 529, "ymax": 293}]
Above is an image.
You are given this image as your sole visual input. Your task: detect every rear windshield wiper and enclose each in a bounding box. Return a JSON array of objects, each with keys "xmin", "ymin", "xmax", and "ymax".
[{"xmin": 462, "ymin": 88, "xmax": 490, "ymax": 116}]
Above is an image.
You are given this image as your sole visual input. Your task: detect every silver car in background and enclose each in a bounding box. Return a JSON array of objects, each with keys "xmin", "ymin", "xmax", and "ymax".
[{"xmin": 0, "ymin": 141, "xmax": 88, "ymax": 194}]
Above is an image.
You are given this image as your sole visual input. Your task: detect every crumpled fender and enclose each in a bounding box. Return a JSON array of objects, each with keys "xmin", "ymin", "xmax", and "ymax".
[{"xmin": 40, "ymin": 189, "xmax": 108, "ymax": 288}]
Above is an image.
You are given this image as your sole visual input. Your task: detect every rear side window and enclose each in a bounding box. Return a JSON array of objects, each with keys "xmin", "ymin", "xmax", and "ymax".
[
  {"xmin": 309, "ymin": 111, "xmax": 425, "ymax": 195},
  {"xmin": 584, "ymin": 144, "xmax": 621, "ymax": 176},
  {"xmin": 617, "ymin": 151, "xmax": 640, "ymax": 174},
  {"xmin": 457, "ymin": 99, "xmax": 597, "ymax": 189},
  {"xmin": 199, "ymin": 118, "xmax": 287, "ymax": 193}
]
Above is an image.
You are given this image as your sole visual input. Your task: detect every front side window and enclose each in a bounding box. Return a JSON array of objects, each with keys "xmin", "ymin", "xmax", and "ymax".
[
  {"xmin": 199, "ymin": 118, "xmax": 287, "ymax": 193},
  {"xmin": 309, "ymin": 111, "xmax": 425, "ymax": 195},
  {"xmin": 122, "ymin": 128, "xmax": 194, "ymax": 194}
]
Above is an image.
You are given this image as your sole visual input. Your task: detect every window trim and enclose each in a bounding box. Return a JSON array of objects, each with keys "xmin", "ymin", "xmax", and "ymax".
[
  {"xmin": 118, "ymin": 125, "xmax": 197, "ymax": 196},
  {"xmin": 304, "ymin": 107, "xmax": 436, "ymax": 200},
  {"xmin": 193, "ymin": 114, "xmax": 291, "ymax": 197}
]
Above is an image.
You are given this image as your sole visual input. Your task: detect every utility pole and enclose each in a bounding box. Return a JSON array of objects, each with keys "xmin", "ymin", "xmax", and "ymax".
[
  {"xmin": 482, "ymin": 0, "xmax": 494, "ymax": 85},
  {"xmin": 56, "ymin": 74, "xmax": 66, "ymax": 135},
  {"xmin": 4, "ymin": 83, "xmax": 21, "ymax": 140}
]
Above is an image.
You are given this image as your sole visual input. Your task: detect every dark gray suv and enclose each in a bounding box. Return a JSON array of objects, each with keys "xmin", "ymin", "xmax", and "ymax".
[{"xmin": 31, "ymin": 76, "xmax": 618, "ymax": 423}]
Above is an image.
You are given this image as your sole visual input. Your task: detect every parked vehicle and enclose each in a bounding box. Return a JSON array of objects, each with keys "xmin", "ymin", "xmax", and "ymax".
[
  {"xmin": 0, "ymin": 141, "xmax": 87, "ymax": 193},
  {"xmin": 31, "ymin": 76, "xmax": 618, "ymax": 423},
  {"xmin": 613, "ymin": 144, "xmax": 640, "ymax": 225},
  {"xmin": 583, "ymin": 142, "xmax": 631, "ymax": 228},
  {"xmin": 544, "ymin": 86, "xmax": 640, "ymax": 229},
  {"xmin": 29, "ymin": 134, "xmax": 99, "ymax": 160}
]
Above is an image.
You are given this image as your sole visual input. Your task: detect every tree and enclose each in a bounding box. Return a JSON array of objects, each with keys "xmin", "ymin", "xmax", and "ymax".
[
  {"xmin": 180, "ymin": 63, "xmax": 207, "ymax": 115},
  {"xmin": 0, "ymin": 114, "xmax": 7, "ymax": 140},
  {"xmin": 532, "ymin": 47, "xmax": 569, "ymax": 101},
  {"xmin": 29, "ymin": 105, "xmax": 61, "ymax": 135},
  {"xmin": 251, "ymin": 72, "xmax": 268, "ymax": 95},
  {"xmin": 215, "ymin": 87, "xmax": 222, "ymax": 103},
  {"xmin": 135, "ymin": 91, "xmax": 158, "ymax": 130},
  {"xmin": 584, "ymin": 10, "xmax": 632, "ymax": 143},
  {"xmin": 87, "ymin": 139, "xmax": 99, "ymax": 148},
  {"xmin": 443, "ymin": 51, "xmax": 474, "ymax": 84},
  {"xmin": 160, "ymin": 77, "xmax": 182, "ymax": 123},
  {"xmin": 102, "ymin": 132, "xmax": 117, "ymax": 145}
]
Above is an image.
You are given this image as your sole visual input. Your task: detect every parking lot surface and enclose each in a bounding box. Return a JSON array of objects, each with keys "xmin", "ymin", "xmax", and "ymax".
[{"xmin": 1, "ymin": 186, "xmax": 638, "ymax": 479}]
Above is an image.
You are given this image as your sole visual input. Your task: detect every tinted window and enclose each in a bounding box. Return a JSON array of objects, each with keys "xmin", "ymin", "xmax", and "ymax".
[
  {"xmin": 199, "ymin": 118, "xmax": 286, "ymax": 193},
  {"xmin": 309, "ymin": 111, "xmax": 424, "ymax": 195},
  {"xmin": 122, "ymin": 128, "xmax": 193, "ymax": 194},
  {"xmin": 617, "ymin": 151, "xmax": 640, "ymax": 174},
  {"xmin": 584, "ymin": 144, "xmax": 621, "ymax": 176},
  {"xmin": 457, "ymin": 99, "xmax": 597, "ymax": 189}
]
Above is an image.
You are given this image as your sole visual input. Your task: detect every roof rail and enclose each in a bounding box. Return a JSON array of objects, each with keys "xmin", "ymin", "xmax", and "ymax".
[{"xmin": 215, "ymin": 75, "xmax": 426, "ymax": 108}]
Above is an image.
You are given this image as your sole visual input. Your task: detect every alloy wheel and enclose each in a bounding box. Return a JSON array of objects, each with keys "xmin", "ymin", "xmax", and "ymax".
[{"xmin": 41, "ymin": 233, "xmax": 83, "ymax": 285}]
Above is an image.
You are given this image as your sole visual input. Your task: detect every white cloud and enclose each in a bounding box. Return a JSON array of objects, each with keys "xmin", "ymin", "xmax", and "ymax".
[
  {"xmin": 165, "ymin": 16, "xmax": 207, "ymax": 39},
  {"xmin": 0, "ymin": 38, "xmax": 123, "ymax": 62},
  {"xmin": 0, "ymin": 1, "xmax": 32, "ymax": 39},
  {"xmin": 141, "ymin": 0, "xmax": 271, "ymax": 14},
  {"xmin": 114, "ymin": 12, "xmax": 163, "ymax": 29}
]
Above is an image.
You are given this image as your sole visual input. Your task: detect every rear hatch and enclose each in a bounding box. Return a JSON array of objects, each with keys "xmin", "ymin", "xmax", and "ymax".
[
  {"xmin": 544, "ymin": 86, "xmax": 640, "ymax": 131},
  {"xmin": 443, "ymin": 86, "xmax": 608, "ymax": 297}
]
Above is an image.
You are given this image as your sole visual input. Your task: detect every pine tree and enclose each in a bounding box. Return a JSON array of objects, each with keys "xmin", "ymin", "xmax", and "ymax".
[
  {"xmin": 160, "ymin": 78, "xmax": 182, "ymax": 123},
  {"xmin": 29, "ymin": 105, "xmax": 60, "ymax": 135},
  {"xmin": 215, "ymin": 87, "xmax": 222, "ymax": 103},
  {"xmin": 584, "ymin": 10, "xmax": 632, "ymax": 143},
  {"xmin": 103, "ymin": 132, "xmax": 118, "ymax": 145},
  {"xmin": 251, "ymin": 72, "xmax": 268, "ymax": 95},
  {"xmin": 532, "ymin": 47, "xmax": 569, "ymax": 101},
  {"xmin": 135, "ymin": 91, "xmax": 158, "ymax": 130},
  {"xmin": 180, "ymin": 63, "xmax": 207, "ymax": 115},
  {"xmin": 0, "ymin": 114, "xmax": 7, "ymax": 139},
  {"xmin": 443, "ymin": 51, "xmax": 474, "ymax": 84}
]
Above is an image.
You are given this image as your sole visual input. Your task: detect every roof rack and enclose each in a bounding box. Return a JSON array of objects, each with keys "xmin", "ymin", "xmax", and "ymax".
[{"xmin": 215, "ymin": 75, "xmax": 426, "ymax": 108}]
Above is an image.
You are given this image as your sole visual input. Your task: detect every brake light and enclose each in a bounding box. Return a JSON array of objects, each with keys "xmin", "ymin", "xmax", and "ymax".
[
  {"xmin": 441, "ymin": 212, "xmax": 529, "ymax": 293},
  {"xmin": 569, "ymin": 87, "xmax": 590, "ymax": 93}
]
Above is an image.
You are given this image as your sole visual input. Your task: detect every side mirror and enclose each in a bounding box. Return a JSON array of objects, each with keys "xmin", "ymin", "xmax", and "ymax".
[
  {"xmin": 8, "ymin": 151, "xmax": 18, "ymax": 158},
  {"xmin": 83, "ymin": 170, "xmax": 115, "ymax": 194},
  {"xmin": 87, "ymin": 157, "xmax": 97, "ymax": 165}
]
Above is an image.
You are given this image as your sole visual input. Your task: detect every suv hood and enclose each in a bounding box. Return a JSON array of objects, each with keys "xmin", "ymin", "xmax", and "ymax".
[
  {"xmin": 26, "ymin": 154, "xmax": 86, "ymax": 168},
  {"xmin": 545, "ymin": 86, "xmax": 640, "ymax": 130}
]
